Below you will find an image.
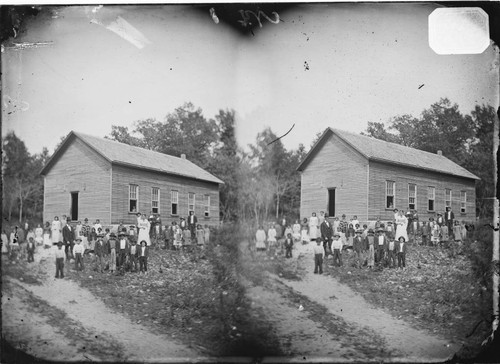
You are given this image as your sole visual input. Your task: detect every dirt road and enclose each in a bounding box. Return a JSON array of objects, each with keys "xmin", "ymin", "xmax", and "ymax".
[
  {"xmin": 246, "ymin": 242, "xmax": 459, "ymax": 362},
  {"xmin": 2, "ymin": 247, "xmax": 200, "ymax": 362}
]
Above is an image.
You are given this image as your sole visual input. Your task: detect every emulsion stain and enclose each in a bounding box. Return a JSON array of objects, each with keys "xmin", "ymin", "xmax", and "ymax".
[{"xmin": 304, "ymin": 61, "xmax": 310, "ymax": 71}]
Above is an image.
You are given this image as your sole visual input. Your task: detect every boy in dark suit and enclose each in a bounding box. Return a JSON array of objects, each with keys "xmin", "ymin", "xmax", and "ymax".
[
  {"xmin": 320, "ymin": 215, "xmax": 334, "ymax": 255},
  {"xmin": 129, "ymin": 239, "xmax": 139, "ymax": 272},
  {"xmin": 396, "ymin": 236, "xmax": 407, "ymax": 269},
  {"xmin": 62, "ymin": 217, "xmax": 74, "ymax": 260},
  {"xmin": 26, "ymin": 236, "xmax": 36, "ymax": 263},
  {"xmin": 283, "ymin": 233, "xmax": 293, "ymax": 258},
  {"xmin": 139, "ymin": 240, "xmax": 149, "ymax": 274}
]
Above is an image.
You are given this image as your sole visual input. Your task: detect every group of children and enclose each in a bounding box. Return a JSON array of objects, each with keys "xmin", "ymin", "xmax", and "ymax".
[{"xmin": 2, "ymin": 215, "xmax": 212, "ymax": 278}]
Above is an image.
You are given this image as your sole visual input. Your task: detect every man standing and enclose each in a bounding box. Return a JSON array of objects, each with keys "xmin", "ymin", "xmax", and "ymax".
[
  {"xmin": 188, "ymin": 211, "xmax": 197, "ymax": 237},
  {"xmin": 320, "ymin": 214, "xmax": 334, "ymax": 255},
  {"xmin": 445, "ymin": 207, "xmax": 454, "ymax": 239},
  {"xmin": 62, "ymin": 217, "xmax": 75, "ymax": 260},
  {"xmin": 375, "ymin": 228, "xmax": 387, "ymax": 266}
]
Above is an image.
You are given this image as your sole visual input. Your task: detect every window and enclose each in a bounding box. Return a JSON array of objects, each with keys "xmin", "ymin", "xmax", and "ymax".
[
  {"xmin": 129, "ymin": 185, "xmax": 138, "ymax": 213},
  {"xmin": 460, "ymin": 191, "xmax": 467, "ymax": 213},
  {"xmin": 188, "ymin": 193, "xmax": 195, "ymax": 214},
  {"xmin": 171, "ymin": 190, "xmax": 178, "ymax": 215},
  {"xmin": 204, "ymin": 195, "xmax": 210, "ymax": 217},
  {"xmin": 427, "ymin": 186, "xmax": 435, "ymax": 211},
  {"xmin": 386, "ymin": 181, "xmax": 395, "ymax": 209},
  {"xmin": 408, "ymin": 184, "xmax": 416, "ymax": 210},
  {"xmin": 151, "ymin": 187, "xmax": 160, "ymax": 214},
  {"xmin": 445, "ymin": 189, "xmax": 452, "ymax": 209}
]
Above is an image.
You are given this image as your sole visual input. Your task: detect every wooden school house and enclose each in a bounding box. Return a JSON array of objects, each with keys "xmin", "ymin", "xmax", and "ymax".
[
  {"xmin": 297, "ymin": 128, "xmax": 479, "ymax": 224},
  {"xmin": 40, "ymin": 131, "xmax": 223, "ymax": 227}
]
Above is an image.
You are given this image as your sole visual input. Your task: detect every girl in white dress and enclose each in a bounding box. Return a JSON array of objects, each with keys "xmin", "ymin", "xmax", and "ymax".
[
  {"xmin": 292, "ymin": 220, "xmax": 301, "ymax": 242},
  {"xmin": 137, "ymin": 214, "xmax": 151, "ymax": 246},
  {"xmin": 34, "ymin": 224, "xmax": 44, "ymax": 245},
  {"xmin": 255, "ymin": 226, "xmax": 266, "ymax": 251},
  {"xmin": 308, "ymin": 212, "xmax": 319, "ymax": 241},
  {"xmin": 267, "ymin": 224, "xmax": 277, "ymax": 256},
  {"xmin": 51, "ymin": 216, "xmax": 62, "ymax": 244},
  {"xmin": 300, "ymin": 218, "xmax": 310, "ymax": 244},
  {"xmin": 43, "ymin": 221, "xmax": 51, "ymax": 248},
  {"xmin": 395, "ymin": 211, "xmax": 409, "ymax": 242}
]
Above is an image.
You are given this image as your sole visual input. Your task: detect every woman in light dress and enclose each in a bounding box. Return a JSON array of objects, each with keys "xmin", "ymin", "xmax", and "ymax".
[
  {"xmin": 43, "ymin": 221, "xmax": 52, "ymax": 248},
  {"xmin": 292, "ymin": 220, "xmax": 301, "ymax": 242},
  {"xmin": 51, "ymin": 216, "xmax": 62, "ymax": 244},
  {"xmin": 300, "ymin": 218, "xmax": 309, "ymax": 244},
  {"xmin": 255, "ymin": 226, "xmax": 267, "ymax": 251},
  {"xmin": 137, "ymin": 213, "xmax": 151, "ymax": 246},
  {"xmin": 34, "ymin": 224, "xmax": 44, "ymax": 245},
  {"xmin": 395, "ymin": 210, "xmax": 409, "ymax": 242},
  {"xmin": 308, "ymin": 212, "xmax": 319, "ymax": 241}
]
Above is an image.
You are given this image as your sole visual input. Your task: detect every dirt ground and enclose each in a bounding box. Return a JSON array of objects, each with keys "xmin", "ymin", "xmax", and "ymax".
[
  {"xmin": 2, "ymin": 246, "xmax": 200, "ymax": 362},
  {"xmin": 2, "ymin": 242, "xmax": 460, "ymax": 362}
]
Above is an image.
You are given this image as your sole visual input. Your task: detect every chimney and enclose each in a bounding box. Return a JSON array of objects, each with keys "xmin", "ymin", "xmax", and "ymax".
[
  {"xmin": 437, "ymin": 150, "xmax": 442, "ymax": 156},
  {"xmin": 181, "ymin": 154, "xmax": 186, "ymax": 159}
]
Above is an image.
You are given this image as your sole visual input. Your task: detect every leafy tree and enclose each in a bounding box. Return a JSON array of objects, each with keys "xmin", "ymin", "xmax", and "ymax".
[
  {"xmin": 2, "ymin": 132, "xmax": 44, "ymax": 222},
  {"xmin": 363, "ymin": 99, "xmax": 495, "ymax": 218}
]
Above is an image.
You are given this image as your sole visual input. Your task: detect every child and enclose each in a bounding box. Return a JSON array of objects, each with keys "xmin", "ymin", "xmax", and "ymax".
[
  {"xmin": 313, "ymin": 239, "xmax": 324, "ymax": 274},
  {"xmin": 183, "ymin": 228, "xmax": 192, "ymax": 251},
  {"xmin": 431, "ymin": 223, "xmax": 440, "ymax": 247},
  {"xmin": 460, "ymin": 221, "xmax": 468, "ymax": 242},
  {"xmin": 386, "ymin": 222, "xmax": 394, "ymax": 240},
  {"xmin": 292, "ymin": 220, "xmax": 301, "ymax": 242},
  {"xmin": 174, "ymin": 224, "xmax": 183, "ymax": 250},
  {"xmin": 283, "ymin": 233, "xmax": 293, "ymax": 258},
  {"xmin": 365, "ymin": 229, "xmax": 375, "ymax": 269},
  {"xmin": 267, "ymin": 224, "xmax": 277, "ymax": 257},
  {"xmin": 94, "ymin": 234, "xmax": 106, "ymax": 273},
  {"xmin": 421, "ymin": 221, "xmax": 429, "ymax": 246},
  {"xmin": 43, "ymin": 222, "xmax": 52, "ymax": 249},
  {"xmin": 331, "ymin": 232, "xmax": 343, "ymax": 267},
  {"xmin": 139, "ymin": 240, "xmax": 149, "ymax": 274},
  {"xmin": 9, "ymin": 237, "xmax": 20, "ymax": 261},
  {"xmin": 34, "ymin": 224, "xmax": 44, "ymax": 246},
  {"xmin": 346, "ymin": 223, "xmax": 355, "ymax": 247},
  {"xmin": 440, "ymin": 223, "xmax": 449, "ymax": 247},
  {"xmin": 196, "ymin": 224, "xmax": 205, "ymax": 248},
  {"xmin": 353, "ymin": 229, "xmax": 365, "ymax": 268},
  {"xmin": 118, "ymin": 231, "xmax": 129, "ymax": 270},
  {"xmin": 361, "ymin": 224, "xmax": 369, "ymax": 239},
  {"xmin": 386, "ymin": 238, "xmax": 396, "ymax": 268},
  {"xmin": 396, "ymin": 236, "xmax": 407, "ymax": 269},
  {"xmin": 255, "ymin": 226, "xmax": 266, "ymax": 252},
  {"xmin": 73, "ymin": 237, "xmax": 85, "ymax": 271},
  {"xmin": 129, "ymin": 239, "xmax": 139, "ymax": 272},
  {"xmin": 204, "ymin": 224, "xmax": 210, "ymax": 245},
  {"xmin": 55, "ymin": 241, "xmax": 65, "ymax": 278},
  {"xmin": 453, "ymin": 220, "xmax": 462, "ymax": 243},
  {"xmin": 26, "ymin": 236, "xmax": 36, "ymax": 263},
  {"xmin": 107, "ymin": 233, "xmax": 118, "ymax": 274}
]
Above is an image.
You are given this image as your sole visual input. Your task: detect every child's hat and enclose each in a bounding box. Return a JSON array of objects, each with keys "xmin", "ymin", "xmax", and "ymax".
[
  {"xmin": 140, "ymin": 240, "xmax": 147, "ymax": 246},
  {"xmin": 333, "ymin": 232, "xmax": 340, "ymax": 237},
  {"xmin": 398, "ymin": 236, "xmax": 406, "ymax": 242},
  {"xmin": 376, "ymin": 228, "xmax": 385, "ymax": 233},
  {"xmin": 367, "ymin": 229, "xmax": 374, "ymax": 234},
  {"xmin": 75, "ymin": 237, "xmax": 82, "ymax": 241},
  {"xmin": 355, "ymin": 229, "xmax": 363, "ymax": 234},
  {"xmin": 57, "ymin": 241, "xmax": 63, "ymax": 246}
]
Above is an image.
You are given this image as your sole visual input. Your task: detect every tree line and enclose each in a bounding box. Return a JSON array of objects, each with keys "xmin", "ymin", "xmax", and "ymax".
[{"xmin": 2, "ymin": 98, "xmax": 495, "ymax": 224}]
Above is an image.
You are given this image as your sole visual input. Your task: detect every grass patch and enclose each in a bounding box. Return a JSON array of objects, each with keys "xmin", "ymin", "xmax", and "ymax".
[
  {"xmin": 1, "ymin": 256, "xmax": 44, "ymax": 285},
  {"xmin": 325, "ymin": 224, "xmax": 493, "ymax": 360},
  {"xmin": 67, "ymin": 224, "xmax": 283, "ymax": 357}
]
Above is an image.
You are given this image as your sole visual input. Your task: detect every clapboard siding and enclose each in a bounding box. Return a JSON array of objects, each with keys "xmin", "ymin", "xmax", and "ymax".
[
  {"xmin": 300, "ymin": 133, "xmax": 369, "ymax": 221},
  {"xmin": 43, "ymin": 138, "xmax": 111, "ymax": 224},
  {"xmin": 369, "ymin": 161, "xmax": 476, "ymax": 222},
  {"xmin": 111, "ymin": 165, "xmax": 220, "ymax": 226}
]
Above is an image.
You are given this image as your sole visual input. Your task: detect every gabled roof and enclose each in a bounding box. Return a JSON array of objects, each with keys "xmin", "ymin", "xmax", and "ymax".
[
  {"xmin": 297, "ymin": 128, "xmax": 480, "ymax": 180},
  {"xmin": 40, "ymin": 131, "xmax": 224, "ymax": 184}
]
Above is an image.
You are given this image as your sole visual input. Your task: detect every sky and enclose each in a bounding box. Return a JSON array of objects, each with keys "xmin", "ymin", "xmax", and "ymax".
[{"xmin": 2, "ymin": 4, "xmax": 498, "ymax": 156}]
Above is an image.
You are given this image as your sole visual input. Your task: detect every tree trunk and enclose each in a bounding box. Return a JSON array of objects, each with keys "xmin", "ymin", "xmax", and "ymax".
[{"xmin": 19, "ymin": 184, "xmax": 23, "ymax": 224}]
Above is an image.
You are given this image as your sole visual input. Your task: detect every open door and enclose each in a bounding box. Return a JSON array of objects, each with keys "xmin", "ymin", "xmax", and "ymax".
[
  {"xmin": 71, "ymin": 192, "xmax": 79, "ymax": 221},
  {"xmin": 328, "ymin": 188, "xmax": 336, "ymax": 217}
]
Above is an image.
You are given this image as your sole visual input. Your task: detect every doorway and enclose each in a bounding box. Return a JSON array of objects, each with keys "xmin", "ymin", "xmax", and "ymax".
[
  {"xmin": 71, "ymin": 192, "xmax": 79, "ymax": 221},
  {"xmin": 328, "ymin": 188, "xmax": 336, "ymax": 217}
]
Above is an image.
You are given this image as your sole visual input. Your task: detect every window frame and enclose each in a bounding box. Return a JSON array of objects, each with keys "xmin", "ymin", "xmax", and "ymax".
[
  {"xmin": 129, "ymin": 184, "xmax": 138, "ymax": 213},
  {"xmin": 460, "ymin": 191, "xmax": 467, "ymax": 214},
  {"xmin": 408, "ymin": 183, "xmax": 417, "ymax": 210},
  {"xmin": 204, "ymin": 194, "xmax": 210, "ymax": 218},
  {"xmin": 151, "ymin": 187, "xmax": 160, "ymax": 214},
  {"xmin": 427, "ymin": 186, "xmax": 435, "ymax": 212},
  {"xmin": 385, "ymin": 180, "xmax": 395, "ymax": 209},
  {"xmin": 445, "ymin": 189, "xmax": 452, "ymax": 209},
  {"xmin": 171, "ymin": 190, "xmax": 179, "ymax": 216},
  {"xmin": 188, "ymin": 192, "xmax": 195, "ymax": 215}
]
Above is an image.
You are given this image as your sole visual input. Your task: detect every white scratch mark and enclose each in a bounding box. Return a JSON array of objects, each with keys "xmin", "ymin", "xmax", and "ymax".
[{"xmin": 92, "ymin": 16, "xmax": 151, "ymax": 49}]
